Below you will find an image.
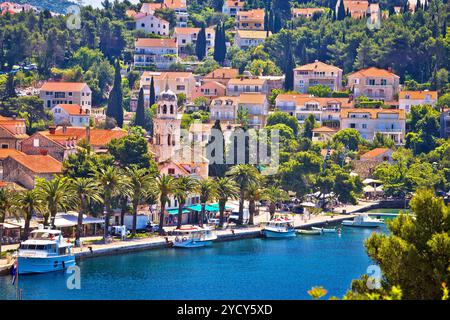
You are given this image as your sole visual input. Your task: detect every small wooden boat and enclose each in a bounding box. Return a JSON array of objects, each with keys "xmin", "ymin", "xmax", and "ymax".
[
  {"xmin": 311, "ymin": 226, "xmax": 337, "ymax": 233},
  {"xmin": 296, "ymin": 229, "xmax": 322, "ymax": 235}
]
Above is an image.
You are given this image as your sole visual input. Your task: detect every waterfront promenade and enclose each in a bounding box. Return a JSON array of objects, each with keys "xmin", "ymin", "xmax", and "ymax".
[{"xmin": 0, "ymin": 200, "xmax": 377, "ymax": 271}]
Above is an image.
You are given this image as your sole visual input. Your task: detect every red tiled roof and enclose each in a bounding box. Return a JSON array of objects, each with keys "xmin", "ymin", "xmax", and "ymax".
[
  {"xmin": 42, "ymin": 127, "xmax": 127, "ymax": 148},
  {"xmin": 0, "ymin": 149, "xmax": 25, "ymax": 160},
  {"xmin": 361, "ymin": 148, "xmax": 390, "ymax": 159},
  {"xmin": 348, "ymin": 67, "xmax": 399, "ymax": 78},
  {"xmin": 294, "ymin": 60, "xmax": 342, "ymax": 72},
  {"xmin": 40, "ymin": 82, "xmax": 89, "ymax": 92},
  {"xmin": 135, "ymin": 38, "xmax": 177, "ymax": 48},
  {"xmin": 204, "ymin": 68, "xmax": 239, "ymax": 80},
  {"xmin": 54, "ymin": 104, "xmax": 90, "ymax": 116},
  {"xmin": 341, "ymin": 108, "xmax": 406, "ymax": 120},
  {"xmin": 8, "ymin": 155, "xmax": 62, "ymax": 173}
]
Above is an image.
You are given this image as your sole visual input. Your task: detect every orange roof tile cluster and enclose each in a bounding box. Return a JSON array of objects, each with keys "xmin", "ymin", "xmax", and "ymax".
[
  {"xmin": 163, "ymin": 0, "xmax": 187, "ymax": 10},
  {"xmin": 54, "ymin": 104, "xmax": 90, "ymax": 116},
  {"xmin": 235, "ymin": 29, "xmax": 270, "ymax": 39},
  {"xmin": 311, "ymin": 126, "xmax": 337, "ymax": 133},
  {"xmin": 276, "ymin": 94, "xmax": 353, "ymax": 108},
  {"xmin": 343, "ymin": 0, "xmax": 369, "ymax": 17},
  {"xmin": 228, "ymin": 77, "xmax": 267, "ymax": 86},
  {"xmin": 341, "ymin": 108, "xmax": 406, "ymax": 120},
  {"xmin": 399, "ymin": 90, "xmax": 438, "ymax": 100},
  {"xmin": 0, "ymin": 149, "xmax": 25, "ymax": 159},
  {"xmin": 41, "ymin": 127, "xmax": 127, "ymax": 148},
  {"xmin": 135, "ymin": 38, "xmax": 177, "ymax": 48},
  {"xmin": 174, "ymin": 27, "xmax": 215, "ymax": 35},
  {"xmin": 347, "ymin": 67, "xmax": 399, "ymax": 79},
  {"xmin": 237, "ymin": 8, "xmax": 265, "ymax": 20},
  {"xmin": 204, "ymin": 68, "xmax": 239, "ymax": 80},
  {"xmin": 140, "ymin": 2, "xmax": 165, "ymax": 13},
  {"xmin": 361, "ymin": 148, "xmax": 390, "ymax": 159},
  {"xmin": 211, "ymin": 96, "xmax": 240, "ymax": 105},
  {"xmin": 8, "ymin": 155, "xmax": 62, "ymax": 173},
  {"xmin": 40, "ymin": 82, "xmax": 89, "ymax": 92},
  {"xmin": 294, "ymin": 60, "xmax": 342, "ymax": 72},
  {"xmin": 238, "ymin": 93, "xmax": 267, "ymax": 104}
]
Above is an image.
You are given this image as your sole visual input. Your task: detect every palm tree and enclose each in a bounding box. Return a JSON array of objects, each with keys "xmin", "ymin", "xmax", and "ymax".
[
  {"xmin": 196, "ymin": 178, "xmax": 217, "ymax": 227},
  {"xmin": 69, "ymin": 178, "xmax": 102, "ymax": 245},
  {"xmin": 14, "ymin": 189, "xmax": 43, "ymax": 241},
  {"xmin": 215, "ymin": 177, "xmax": 240, "ymax": 228},
  {"xmin": 227, "ymin": 164, "xmax": 261, "ymax": 225},
  {"xmin": 35, "ymin": 176, "xmax": 72, "ymax": 228},
  {"xmin": 245, "ymin": 183, "xmax": 262, "ymax": 225},
  {"xmin": 124, "ymin": 166, "xmax": 155, "ymax": 237},
  {"xmin": 155, "ymin": 174, "xmax": 175, "ymax": 234},
  {"xmin": 262, "ymin": 185, "xmax": 289, "ymax": 219},
  {"xmin": 0, "ymin": 187, "xmax": 17, "ymax": 255},
  {"xmin": 173, "ymin": 175, "xmax": 197, "ymax": 229},
  {"xmin": 94, "ymin": 167, "xmax": 125, "ymax": 242}
]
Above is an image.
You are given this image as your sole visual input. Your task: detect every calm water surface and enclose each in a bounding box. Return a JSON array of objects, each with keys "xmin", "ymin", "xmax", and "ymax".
[{"xmin": 0, "ymin": 220, "xmax": 389, "ymax": 300}]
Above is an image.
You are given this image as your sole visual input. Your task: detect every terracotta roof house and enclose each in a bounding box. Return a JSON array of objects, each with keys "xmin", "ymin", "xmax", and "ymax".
[
  {"xmin": 236, "ymin": 9, "xmax": 265, "ymax": 30},
  {"xmin": 399, "ymin": 90, "xmax": 438, "ymax": 113},
  {"xmin": 39, "ymin": 82, "xmax": 92, "ymax": 110},
  {"xmin": 237, "ymin": 93, "xmax": 269, "ymax": 128},
  {"xmin": 0, "ymin": 115, "xmax": 28, "ymax": 150},
  {"xmin": 347, "ymin": 67, "xmax": 400, "ymax": 102},
  {"xmin": 133, "ymin": 12, "xmax": 170, "ymax": 36},
  {"xmin": 360, "ymin": 148, "xmax": 393, "ymax": 162},
  {"xmin": 234, "ymin": 30, "xmax": 271, "ymax": 50},
  {"xmin": 2, "ymin": 154, "xmax": 62, "ymax": 189},
  {"xmin": 311, "ymin": 126, "xmax": 337, "ymax": 142},
  {"xmin": 222, "ymin": 0, "xmax": 245, "ymax": 17},
  {"xmin": 50, "ymin": 104, "xmax": 91, "ymax": 127},
  {"xmin": 141, "ymin": 0, "xmax": 188, "ymax": 27},
  {"xmin": 204, "ymin": 68, "xmax": 239, "ymax": 86},
  {"xmin": 294, "ymin": 60, "xmax": 343, "ymax": 93},
  {"xmin": 342, "ymin": 0, "xmax": 369, "ymax": 19},
  {"xmin": 174, "ymin": 27, "xmax": 215, "ymax": 54},
  {"xmin": 353, "ymin": 147, "xmax": 393, "ymax": 179},
  {"xmin": 139, "ymin": 71, "xmax": 196, "ymax": 102},
  {"xmin": 341, "ymin": 108, "xmax": 406, "ymax": 145},
  {"xmin": 227, "ymin": 77, "xmax": 269, "ymax": 96},
  {"xmin": 134, "ymin": 38, "xmax": 178, "ymax": 70},
  {"xmin": 191, "ymin": 81, "xmax": 226, "ymax": 102}
]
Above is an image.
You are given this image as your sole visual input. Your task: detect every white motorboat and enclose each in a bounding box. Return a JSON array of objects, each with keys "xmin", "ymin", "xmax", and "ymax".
[
  {"xmin": 172, "ymin": 226, "xmax": 217, "ymax": 248},
  {"xmin": 311, "ymin": 226, "xmax": 337, "ymax": 233},
  {"xmin": 342, "ymin": 214, "xmax": 384, "ymax": 228},
  {"xmin": 262, "ymin": 218, "xmax": 296, "ymax": 238},
  {"xmin": 17, "ymin": 228, "xmax": 76, "ymax": 274}
]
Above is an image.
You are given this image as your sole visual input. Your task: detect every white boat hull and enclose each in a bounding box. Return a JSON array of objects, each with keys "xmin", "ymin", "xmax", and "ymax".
[
  {"xmin": 263, "ymin": 229, "xmax": 296, "ymax": 238},
  {"xmin": 173, "ymin": 239, "xmax": 213, "ymax": 248},
  {"xmin": 342, "ymin": 220, "xmax": 384, "ymax": 228},
  {"xmin": 18, "ymin": 255, "xmax": 76, "ymax": 274}
]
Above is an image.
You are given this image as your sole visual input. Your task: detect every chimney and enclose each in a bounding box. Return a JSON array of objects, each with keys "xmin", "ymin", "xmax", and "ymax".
[
  {"xmin": 85, "ymin": 126, "xmax": 91, "ymax": 144},
  {"xmin": 49, "ymin": 126, "xmax": 56, "ymax": 134},
  {"xmin": 39, "ymin": 149, "xmax": 48, "ymax": 156}
]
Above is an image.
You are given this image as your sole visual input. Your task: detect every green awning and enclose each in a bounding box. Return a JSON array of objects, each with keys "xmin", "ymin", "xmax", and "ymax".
[
  {"xmin": 186, "ymin": 203, "xmax": 233, "ymax": 212},
  {"xmin": 167, "ymin": 208, "xmax": 190, "ymax": 215}
]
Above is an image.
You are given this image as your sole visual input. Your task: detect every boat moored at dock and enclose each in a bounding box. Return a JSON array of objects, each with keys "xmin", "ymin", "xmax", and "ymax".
[
  {"xmin": 172, "ymin": 226, "xmax": 217, "ymax": 248},
  {"xmin": 262, "ymin": 218, "xmax": 296, "ymax": 238},
  {"xmin": 342, "ymin": 214, "xmax": 384, "ymax": 228},
  {"xmin": 17, "ymin": 228, "xmax": 76, "ymax": 274},
  {"xmin": 297, "ymin": 229, "xmax": 322, "ymax": 235}
]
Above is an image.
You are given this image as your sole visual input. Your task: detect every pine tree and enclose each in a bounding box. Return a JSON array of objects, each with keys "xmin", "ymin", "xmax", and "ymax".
[
  {"xmin": 106, "ymin": 60, "xmax": 123, "ymax": 127},
  {"xmin": 135, "ymin": 87, "xmax": 145, "ymax": 128},
  {"xmin": 149, "ymin": 76, "xmax": 156, "ymax": 107},
  {"xmin": 196, "ymin": 26, "xmax": 207, "ymax": 61}
]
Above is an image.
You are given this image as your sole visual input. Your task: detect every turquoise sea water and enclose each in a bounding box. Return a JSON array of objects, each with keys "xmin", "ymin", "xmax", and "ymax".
[{"xmin": 0, "ymin": 220, "xmax": 389, "ymax": 300}]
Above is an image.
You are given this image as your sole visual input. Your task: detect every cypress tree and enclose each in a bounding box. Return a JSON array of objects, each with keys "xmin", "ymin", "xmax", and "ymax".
[
  {"xmin": 284, "ymin": 43, "xmax": 294, "ymax": 91},
  {"xmin": 264, "ymin": 6, "xmax": 269, "ymax": 31},
  {"xmin": 5, "ymin": 72, "xmax": 16, "ymax": 98},
  {"xmin": 207, "ymin": 119, "xmax": 227, "ymax": 177},
  {"xmin": 213, "ymin": 23, "xmax": 221, "ymax": 63},
  {"xmin": 402, "ymin": 0, "xmax": 410, "ymax": 13},
  {"xmin": 106, "ymin": 60, "xmax": 123, "ymax": 127},
  {"xmin": 135, "ymin": 87, "xmax": 145, "ymax": 128},
  {"xmin": 149, "ymin": 76, "xmax": 156, "ymax": 107},
  {"xmin": 273, "ymin": 12, "xmax": 282, "ymax": 33},
  {"xmin": 196, "ymin": 26, "xmax": 207, "ymax": 61},
  {"xmin": 337, "ymin": 0, "xmax": 346, "ymax": 20}
]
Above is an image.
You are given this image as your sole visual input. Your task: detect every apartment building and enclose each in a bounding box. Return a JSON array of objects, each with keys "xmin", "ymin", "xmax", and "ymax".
[
  {"xmin": 222, "ymin": 0, "xmax": 245, "ymax": 17},
  {"xmin": 399, "ymin": 90, "xmax": 438, "ymax": 113},
  {"xmin": 140, "ymin": 0, "xmax": 188, "ymax": 27},
  {"xmin": 275, "ymin": 94, "xmax": 352, "ymax": 128},
  {"xmin": 191, "ymin": 81, "xmax": 226, "ymax": 102},
  {"xmin": 139, "ymin": 71, "xmax": 196, "ymax": 104},
  {"xmin": 340, "ymin": 108, "xmax": 406, "ymax": 144},
  {"xmin": 347, "ymin": 67, "xmax": 400, "ymax": 101},
  {"xmin": 293, "ymin": 60, "xmax": 343, "ymax": 93},
  {"xmin": 0, "ymin": 115, "xmax": 28, "ymax": 150},
  {"xmin": 39, "ymin": 82, "xmax": 92, "ymax": 110},
  {"xmin": 227, "ymin": 77, "xmax": 268, "ymax": 96},
  {"xmin": 236, "ymin": 9, "xmax": 265, "ymax": 30},
  {"xmin": 174, "ymin": 27, "xmax": 215, "ymax": 54},
  {"xmin": 132, "ymin": 12, "xmax": 169, "ymax": 36},
  {"xmin": 234, "ymin": 30, "xmax": 271, "ymax": 50},
  {"xmin": 134, "ymin": 38, "xmax": 178, "ymax": 70},
  {"xmin": 210, "ymin": 96, "xmax": 240, "ymax": 123}
]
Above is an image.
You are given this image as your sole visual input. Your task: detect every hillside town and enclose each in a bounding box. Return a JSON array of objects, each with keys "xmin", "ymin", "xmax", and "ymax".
[{"xmin": 0, "ymin": 0, "xmax": 449, "ymax": 301}]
